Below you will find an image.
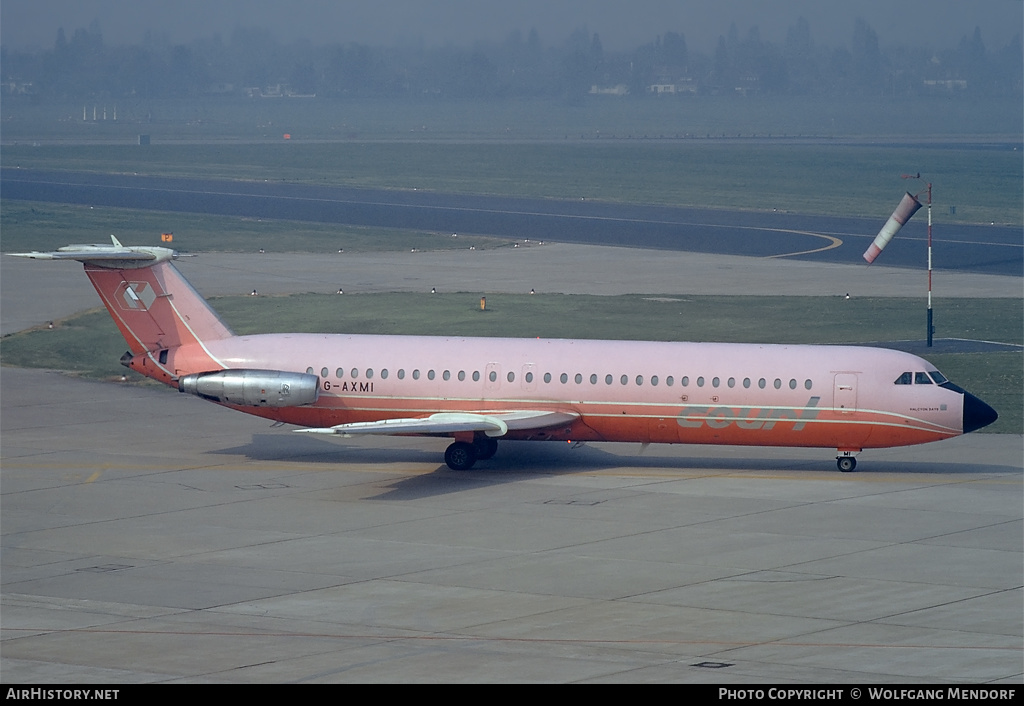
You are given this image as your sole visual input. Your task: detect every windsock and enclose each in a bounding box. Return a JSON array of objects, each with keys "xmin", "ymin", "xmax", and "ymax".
[{"xmin": 863, "ymin": 192, "xmax": 922, "ymax": 263}]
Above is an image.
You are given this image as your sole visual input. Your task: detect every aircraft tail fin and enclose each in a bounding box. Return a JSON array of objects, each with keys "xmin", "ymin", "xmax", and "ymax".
[{"xmin": 10, "ymin": 236, "xmax": 233, "ymax": 354}]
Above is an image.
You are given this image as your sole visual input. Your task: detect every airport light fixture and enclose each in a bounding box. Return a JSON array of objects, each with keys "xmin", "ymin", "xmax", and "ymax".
[{"xmin": 901, "ymin": 173, "xmax": 934, "ymax": 348}]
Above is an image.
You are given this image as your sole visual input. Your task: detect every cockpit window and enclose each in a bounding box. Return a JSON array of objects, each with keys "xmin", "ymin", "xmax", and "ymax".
[{"xmin": 895, "ymin": 371, "xmax": 941, "ymax": 385}]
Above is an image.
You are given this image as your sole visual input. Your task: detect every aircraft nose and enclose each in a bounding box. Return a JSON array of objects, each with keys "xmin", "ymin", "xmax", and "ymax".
[{"xmin": 963, "ymin": 391, "xmax": 998, "ymax": 433}]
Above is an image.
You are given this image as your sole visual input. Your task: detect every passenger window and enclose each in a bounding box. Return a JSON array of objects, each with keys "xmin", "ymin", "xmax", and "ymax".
[
  {"xmin": 758, "ymin": 378, "xmax": 766, "ymax": 389},
  {"xmin": 697, "ymin": 377, "xmax": 705, "ymax": 387},
  {"xmin": 544, "ymin": 372, "xmax": 552, "ymax": 383},
  {"xmin": 508, "ymin": 372, "xmax": 515, "ymax": 383},
  {"xmin": 666, "ymin": 376, "xmax": 674, "ymax": 386},
  {"xmin": 306, "ymin": 367, "xmax": 314, "ymax": 375},
  {"xmin": 651, "ymin": 375, "xmax": 659, "ymax": 386},
  {"xmin": 473, "ymin": 371, "xmax": 480, "ymax": 382},
  {"xmin": 321, "ymin": 367, "xmax": 329, "ymax": 378},
  {"xmin": 605, "ymin": 374, "xmax": 613, "ymax": 385},
  {"xmin": 743, "ymin": 378, "xmax": 751, "ymax": 388},
  {"xmin": 590, "ymin": 374, "xmax": 598, "ymax": 385},
  {"xmin": 727, "ymin": 377, "xmax": 735, "ymax": 388},
  {"xmin": 443, "ymin": 370, "xmax": 451, "ymax": 381},
  {"xmin": 351, "ymin": 368, "xmax": 359, "ymax": 379},
  {"xmin": 413, "ymin": 369, "xmax": 420, "ymax": 380},
  {"xmin": 895, "ymin": 372, "xmax": 912, "ymax": 385},
  {"xmin": 428, "ymin": 370, "xmax": 435, "ymax": 380},
  {"xmin": 398, "ymin": 369, "xmax": 405, "ymax": 379},
  {"xmin": 560, "ymin": 373, "xmax": 568, "ymax": 384},
  {"xmin": 366, "ymin": 369, "xmax": 374, "ymax": 379},
  {"xmin": 336, "ymin": 368, "xmax": 345, "ymax": 378},
  {"xmin": 458, "ymin": 371, "xmax": 466, "ymax": 381},
  {"xmin": 804, "ymin": 379, "xmax": 812, "ymax": 390},
  {"xmin": 636, "ymin": 375, "xmax": 643, "ymax": 386},
  {"xmin": 620, "ymin": 375, "xmax": 628, "ymax": 385},
  {"xmin": 681, "ymin": 376, "xmax": 689, "ymax": 387},
  {"xmin": 789, "ymin": 379, "xmax": 797, "ymax": 390},
  {"xmin": 525, "ymin": 372, "xmax": 533, "ymax": 383},
  {"xmin": 915, "ymin": 372, "xmax": 933, "ymax": 384},
  {"xmin": 774, "ymin": 379, "xmax": 782, "ymax": 389},
  {"xmin": 489, "ymin": 371, "xmax": 497, "ymax": 382}
]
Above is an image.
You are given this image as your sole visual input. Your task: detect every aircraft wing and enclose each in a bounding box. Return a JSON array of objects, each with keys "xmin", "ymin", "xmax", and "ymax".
[{"xmin": 294, "ymin": 410, "xmax": 579, "ymax": 438}]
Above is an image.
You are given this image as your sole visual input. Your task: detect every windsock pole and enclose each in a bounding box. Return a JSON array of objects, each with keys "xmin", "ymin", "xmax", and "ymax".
[{"xmin": 924, "ymin": 181, "xmax": 933, "ymax": 347}]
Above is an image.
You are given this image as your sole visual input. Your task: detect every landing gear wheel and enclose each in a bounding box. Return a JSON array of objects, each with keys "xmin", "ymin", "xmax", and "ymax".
[
  {"xmin": 445, "ymin": 441, "xmax": 477, "ymax": 471},
  {"xmin": 473, "ymin": 436, "xmax": 498, "ymax": 460},
  {"xmin": 837, "ymin": 456, "xmax": 857, "ymax": 473}
]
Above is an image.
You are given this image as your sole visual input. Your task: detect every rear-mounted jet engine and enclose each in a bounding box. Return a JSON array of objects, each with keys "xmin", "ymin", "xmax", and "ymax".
[{"xmin": 178, "ymin": 369, "xmax": 320, "ymax": 407}]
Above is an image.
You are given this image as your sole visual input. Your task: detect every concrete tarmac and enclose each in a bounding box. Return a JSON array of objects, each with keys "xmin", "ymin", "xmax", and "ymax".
[{"xmin": 2, "ymin": 245, "xmax": 1021, "ymax": 683}]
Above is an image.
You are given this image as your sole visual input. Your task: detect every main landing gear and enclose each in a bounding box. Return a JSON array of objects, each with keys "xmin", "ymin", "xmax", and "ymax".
[
  {"xmin": 444, "ymin": 436, "xmax": 499, "ymax": 471},
  {"xmin": 836, "ymin": 452, "xmax": 858, "ymax": 472}
]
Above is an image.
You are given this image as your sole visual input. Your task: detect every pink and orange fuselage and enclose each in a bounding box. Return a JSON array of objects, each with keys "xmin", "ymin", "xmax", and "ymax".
[{"xmin": 130, "ymin": 332, "xmax": 966, "ymax": 453}]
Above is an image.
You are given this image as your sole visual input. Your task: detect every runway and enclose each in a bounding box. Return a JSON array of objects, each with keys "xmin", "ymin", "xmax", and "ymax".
[
  {"xmin": 1, "ymin": 243, "xmax": 1021, "ymax": 683},
  {"xmin": 3, "ymin": 167, "xmax": 1022, "ymax": 277}
]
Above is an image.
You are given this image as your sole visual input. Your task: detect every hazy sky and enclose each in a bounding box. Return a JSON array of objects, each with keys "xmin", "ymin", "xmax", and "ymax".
[{"xmin": 3, "ymin": 0, "xmax": 1022, "ymax": 54}]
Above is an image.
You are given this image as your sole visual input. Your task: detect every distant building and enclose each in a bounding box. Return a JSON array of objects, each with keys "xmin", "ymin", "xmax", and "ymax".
[
  {"xmin": 590, "ymin": 84, "xmax": 629, "ymax": 96},
  {"xmin": 205, "ymin": 83, "xmax": 236, "ymax": 95},
  {"xmin": 246, "ymin": 84, "xmax": 316, "ymax": 98},
  {"xmin": 647, "ymin": 78, "xmax": 697, "ymax": 95},
  {"xmin": 734, "ymin": 74, "xmax": 759, "ymax": 96},
  {"xmin": 3, "ymin": 79, "xmax": 35, "ymax": 95},
  {"xmin": 923, "ymin": 79, "xmax": 968, "ymax": 92}
]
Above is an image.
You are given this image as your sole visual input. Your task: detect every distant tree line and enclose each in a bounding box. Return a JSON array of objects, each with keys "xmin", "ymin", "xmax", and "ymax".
[{"xmin": 2, "ymin": 17, "xmax": 1020, "ymax": 101}]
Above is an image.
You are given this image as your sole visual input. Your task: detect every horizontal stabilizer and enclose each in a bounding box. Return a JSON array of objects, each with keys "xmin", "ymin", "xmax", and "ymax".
[
  {"xmin": 8, "ymin": 235, "xmax": 176, "ymax": 269},
  {"xmin": 295, "ymin": 410, "xmax": 579, "ymax": 438},
  {"xmin": 10, "ymin": 249, "xmax": 155, "ymax": 259}
]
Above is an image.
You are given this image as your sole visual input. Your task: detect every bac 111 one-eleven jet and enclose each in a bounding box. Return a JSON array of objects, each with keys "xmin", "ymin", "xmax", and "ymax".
[{"xmin": 12, "ymin": 237, "xmax": 998, "ymax": 472}]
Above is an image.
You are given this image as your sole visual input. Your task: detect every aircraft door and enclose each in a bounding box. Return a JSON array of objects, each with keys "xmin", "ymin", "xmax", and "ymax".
[{"xmin": 834, "ymin": 373, "xmax": 858, "ymax": 414}]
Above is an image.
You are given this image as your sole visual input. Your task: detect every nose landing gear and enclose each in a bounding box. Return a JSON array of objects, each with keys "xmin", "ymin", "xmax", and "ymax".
[{"xmin": 836, "ymin": 451, "xmax": 858, "ymax": 472}]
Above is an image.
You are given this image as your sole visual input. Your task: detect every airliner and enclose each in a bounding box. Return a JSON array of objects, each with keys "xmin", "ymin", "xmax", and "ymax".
[{"xmin": 12, "ymin": 237, "xmax": 998, "ymax": 472}]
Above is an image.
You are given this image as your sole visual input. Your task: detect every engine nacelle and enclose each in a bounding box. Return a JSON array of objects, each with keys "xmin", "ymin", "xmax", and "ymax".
[{"xmin": 178, "ymin": 369, "xmax": 320, "ymax": 407}]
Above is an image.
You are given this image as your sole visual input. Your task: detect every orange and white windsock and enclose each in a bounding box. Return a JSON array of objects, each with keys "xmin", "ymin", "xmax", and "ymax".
[{"xmin": 863, "ymin": 192, "xmax": 922, "ymax": 263}]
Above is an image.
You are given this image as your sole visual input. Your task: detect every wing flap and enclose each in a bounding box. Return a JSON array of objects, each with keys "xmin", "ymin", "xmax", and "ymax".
[{"xmin": 295, "ymin": 410, "xmax": 578, "ymax": 438}]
